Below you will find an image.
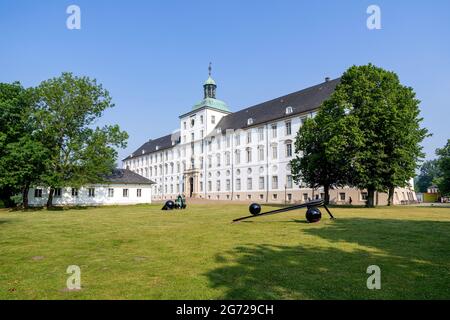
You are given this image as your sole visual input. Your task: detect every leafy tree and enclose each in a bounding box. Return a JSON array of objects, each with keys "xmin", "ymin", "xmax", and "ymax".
[
  {"xmin": 291, "ymin": 106, "xmax": 354, "ymax": 205},
  {"xmin": 0, "ymin": 83, "xmax": 47, "ymax": 208},
  {"xmin": 34, "ymin": 73, "xmax": 128, "ymax": 207},
  {"xmin": 415, "ymin": 160, "xmax": 440, "ymax": 193},
  {"xmin": 301, "ymin": 64, "xmax": 427, "ymax": 207},
  {"xmin": 435, "ymin": 140, "xmax": 450, "ymax": 196},
  {"xmin": 379, "ymin": 77, "xmax": 429, "ymax": 205}
]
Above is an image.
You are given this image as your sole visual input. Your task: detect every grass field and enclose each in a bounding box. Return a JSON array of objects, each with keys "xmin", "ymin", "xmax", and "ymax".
[{"xmin": 0, "ymin": 203, "xmax": 449, "ymax": 300}]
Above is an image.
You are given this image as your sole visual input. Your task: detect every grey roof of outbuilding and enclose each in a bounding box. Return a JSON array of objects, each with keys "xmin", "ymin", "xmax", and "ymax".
[
  {"xmin": 104, "ymin": 169, "xmax": 155, "ymax": 185},
  {"xmin": 124, "ymin": 78, "xmax": 340, "ymax": 161},
  {"xmin": 215, "ymin": 78, "xmax": 340, "ymax": 131}
]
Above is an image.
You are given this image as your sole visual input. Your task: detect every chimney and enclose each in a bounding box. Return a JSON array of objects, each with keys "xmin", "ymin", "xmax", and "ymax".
[{"xmin": 325, "ymin": 77, "xmax": 330, "ymax": 82}]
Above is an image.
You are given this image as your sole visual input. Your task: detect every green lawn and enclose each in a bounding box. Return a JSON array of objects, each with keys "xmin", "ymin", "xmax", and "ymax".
[{"xmin": 0, "ymin": 204, "xmax": 449, "ymax": 300}]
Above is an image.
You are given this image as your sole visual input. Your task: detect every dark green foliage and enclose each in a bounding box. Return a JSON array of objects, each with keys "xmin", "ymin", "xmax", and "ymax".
[
  {"xmin": 0, "ymin": 73, "xmax": 128, "ymax": 208},
  {"xmin": 415, "ymin": 160, "xmax": 440, "ymax": 193},
  {"xmin": 435, "ymin": 140, "xmax": 450, "ymax": 196},
  {"xmin": 34, "ymin": 73, "xmax": 128, "ymax": 206},
  {"xmin": 291, "ymin": 64, "xmax": 428, "ymax": 207}
]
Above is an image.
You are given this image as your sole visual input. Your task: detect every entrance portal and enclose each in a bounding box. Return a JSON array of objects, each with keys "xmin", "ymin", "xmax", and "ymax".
[{"xmin": 189, "ymin": 177, "xmax": 194, "ymax": 198}]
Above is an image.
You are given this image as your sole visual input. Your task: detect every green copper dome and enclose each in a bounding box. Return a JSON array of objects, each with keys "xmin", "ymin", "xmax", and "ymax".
[{"xmin": 192, "ymin": 98, "xmax": 230, "ymax": 112}]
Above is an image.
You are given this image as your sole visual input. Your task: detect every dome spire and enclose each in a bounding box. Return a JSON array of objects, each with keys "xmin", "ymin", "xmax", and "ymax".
[{"xmin": 204, "ymin": 62, "xmax": 217, "ymax": 99}]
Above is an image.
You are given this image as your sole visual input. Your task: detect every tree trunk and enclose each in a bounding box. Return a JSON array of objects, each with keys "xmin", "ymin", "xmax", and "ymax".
[
  {"xmin": 366, "ymin": 186, "xmax": 376, "ymax": 208},
  {"xmin": 387, "ymin": 186, "xmax": 395, "ymax": 206},
  {"xmin": 22, "ymin": 183, "xmax": 30, "ymax": 209},
  {"xmin": 324, "ymin": 184, "xmax": 330, "ymax": 205},
  {"xmin": 46, "ymin": 187, "xmax": 54, "ymax": 208}
]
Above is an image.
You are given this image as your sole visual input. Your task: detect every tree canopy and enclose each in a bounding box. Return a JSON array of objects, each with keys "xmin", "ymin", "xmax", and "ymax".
[
  {"xmin": 0, "ymin": 73, "xmax": 128, "ymax": 208},
  {"xmin": 435, "ymin": 140, "xmax": 450, "ymax": 196},
  {"xmin": 291, "ymin": 64, "xmax": 428, "ymax": 207}
]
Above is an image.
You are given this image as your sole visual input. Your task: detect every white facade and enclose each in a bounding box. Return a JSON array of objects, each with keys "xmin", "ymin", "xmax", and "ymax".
[
  {"xmin": 28, "ymin": 184, "xmax": 152, "ymax": 207},
  {"xmin": 123, "ymin": 74, "xmax": 417, "ymax": 205}
]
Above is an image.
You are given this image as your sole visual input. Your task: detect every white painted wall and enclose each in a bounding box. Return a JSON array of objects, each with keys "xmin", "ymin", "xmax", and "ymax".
[{"xmin": 28, "ymin": 184, "xmax": 152, "ymax": 207}]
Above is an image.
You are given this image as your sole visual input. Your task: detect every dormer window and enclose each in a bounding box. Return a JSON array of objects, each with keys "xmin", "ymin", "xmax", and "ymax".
[
  {"xmin": 156, "ymin": 146, "xmax": 159, "ymax": 151},
  {"xmin": 247, "ymin": 118, "xmax": 254, "ymax": 126},
  {"xmin": 142, "ymin": 150, "xmax": 145, "ymax": 155},
  {"xmin": 286, "ymin": 106, "xmax": 293, "ymax": 115}
]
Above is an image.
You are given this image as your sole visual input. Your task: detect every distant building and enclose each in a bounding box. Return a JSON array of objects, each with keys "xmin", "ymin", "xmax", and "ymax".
[
  {"xmin": 29, "ymin": 169, "xmax": 155, "ymax": 207},
  {"xmin": 123, "ymin": 66, "xmax": 417, "ymax": 205},
  {"xmin": 427, "ymin": 185, "xmax": 439, "ymax": 194}
]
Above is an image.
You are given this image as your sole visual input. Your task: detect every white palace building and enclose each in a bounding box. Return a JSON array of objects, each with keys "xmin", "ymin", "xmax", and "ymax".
[{"xmin": 123, "ymin": 67, "xmax": 417, "ymax": 205}]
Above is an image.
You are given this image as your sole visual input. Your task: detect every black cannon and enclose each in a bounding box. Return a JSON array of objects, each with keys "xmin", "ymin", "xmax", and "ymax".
[
  {"xmin": 162, "ymin": 200, "xmax": 176, "ymax": 210},
  {"xmin": 233, "ymin": 199, "xmax": 335, "ymax": 223}
]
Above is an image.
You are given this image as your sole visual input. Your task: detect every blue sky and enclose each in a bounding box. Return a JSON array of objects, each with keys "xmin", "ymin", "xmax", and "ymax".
[{"xmin": 1, "ymin": 0, "xmax": 449, "ymax": 163}]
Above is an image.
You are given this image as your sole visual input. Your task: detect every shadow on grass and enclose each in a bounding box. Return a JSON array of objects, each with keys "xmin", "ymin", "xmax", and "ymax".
[{"xmin": 206, "ymin": 218, "xmax": 450, "ymax": 299}]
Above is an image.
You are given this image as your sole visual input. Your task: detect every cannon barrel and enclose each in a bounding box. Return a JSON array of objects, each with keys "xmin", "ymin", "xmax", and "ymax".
[{"xmin": 233, "ymin": 199, "xmax": 334, "ymax": 223}]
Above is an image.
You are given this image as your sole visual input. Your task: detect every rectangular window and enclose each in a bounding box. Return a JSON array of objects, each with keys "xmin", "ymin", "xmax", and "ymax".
[
  {"xmin": 272, "ymin": 145, "xmax": 278, "ymax": 159},
  {"xmin": 191, "ymin": 132, "xmax": 195, "ymax": 141},
  {"xmin": 247, "ymin": 131, "xmax": 252, "ymax": 144},
  {"xmin": 361, "ymin": 192, "xmax": 368, "ymax": 201},
  {"xmin": 226, "ymin": 179, "xmax": 231, "ymax": 191},
  {"xmin": 88, "ymin": 188, "xmax": 95, "ymax": 197},
  {"xmin": 108, "ymin": 188, "xmax": 114, "ymax": 197},
  {"xmin": 273, "ymin": 194, "xmax": 278, "ymax": 200},
  {"xmin": 247, "ymin": 178, "xmax": 252, "ymax": 190},
  {"xmin": 71, "ymin": 188, "xmax": 78, "ymax": 197},
  {"xmin": 286, "ymin": 121, "xmax": 292, "ymax": 135},
  {"xmin": 303, "ymin": 193, "xmax": 309, "ymax": 201},
  {"xmin": 200, "ymin": 182, "xmax": 203, "ymax": 192},
  {"xmin": 258, "ymin": 127, "xmax": 264, "ymax": 141},
  {"xmin": 54, "ymin": 188, "xmax": 62, "ymax": 197},
  {"xmin": 137, "ymin": 189, "xmax": 142, "ymax": 197},
  {"xmin": 272, "ymin": 176, "xmax": 278, "ymax": 189},
  {"xmin": 247, "ymin": 149, "xmax": 252, "ymax": 163},
  {"xmin": 183, "ymin": 122, "xmax": 187, "ymax": 130},
  {"xmin": 200, "ymin": 115, "xmax": 204, "ymax": 124},
  {"xmin": 208, "ymin": 181, "xmax": 212, "ymax": 192},
  {"xmin": 235, "ymin": 151, "xmax": 241, "ymax": 164},
  {"xmin": 236, "ymin": 178, "xmax": 241, "ymax": 191},
  {"xmin": 339, "ymin": 193, "xmax": 346, "ymax": 201},
  {"xmin": 300, "ymin": 117, "xmax": 307, "ymax": 127},
  {"xmin": 211, "ymin": 115, "xmax": 216, "ymax": 124},
  {"xmin": 216, "ymin": 180, "xmax": 221, "ymax": 192},
  {"xmin": 287, "ymin": 194, "xmax": 292, "ymax": 202},
  {"xmin": 226, "ymin": 136, "xmax": 231, "ymax": 148},
  {"xmin": 259, "ymin": 177, "xmax": 265, "ymax": 190},
  {"xmin": 258, "ymin": 147, "xmax": 264, "ymax": 161},
  {"xmin": 34, "ymin": 189, "xmax": 43, "ymax": 198},
  {"xmin": 123, "ymin": 189, "xmax": 129, "ymax": 198},
  {"xmin": 271, "ymin": 124, "xmax": 277, "ymax": 138},
  {"xmin": 286, "ymin": 143, "xmax": 292, "ymax": 157},
  {"xmin": 226, "ymin": 153, "xmax": 231, "ymax": 166},
  {"xmin": 235, "ymin": 134, "xmax": 241, "ymax": 146},
  {"xmin": 287, "ymin": 175, "xmax": 293, "ymax": 188}
]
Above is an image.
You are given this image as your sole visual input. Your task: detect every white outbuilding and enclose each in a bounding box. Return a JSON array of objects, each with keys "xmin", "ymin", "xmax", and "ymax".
[{"xmin": 28, "ymin": 169, "xmax": 155, "ymax": 207}]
